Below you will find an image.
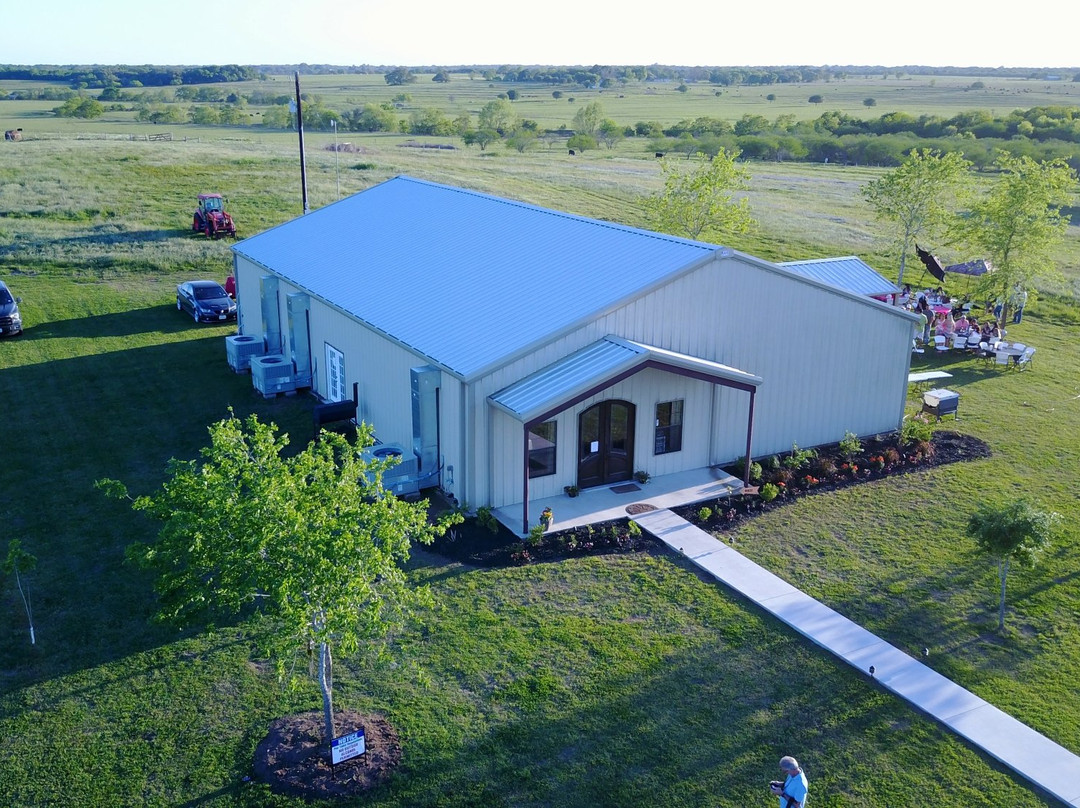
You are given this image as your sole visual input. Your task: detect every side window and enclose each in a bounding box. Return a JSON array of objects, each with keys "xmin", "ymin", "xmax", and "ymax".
[
  {"xmin": 528, "ymin": 421, "xmax": 557, "ymax": 478},
  {"xmin": 654, "ymin": 400, "xmax": 683, "ymax": 455}
]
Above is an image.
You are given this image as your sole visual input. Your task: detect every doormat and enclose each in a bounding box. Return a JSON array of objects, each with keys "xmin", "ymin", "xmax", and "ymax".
[{"xmin": 610, "ymin": 483, "xmax": 641, "ymax": 494}]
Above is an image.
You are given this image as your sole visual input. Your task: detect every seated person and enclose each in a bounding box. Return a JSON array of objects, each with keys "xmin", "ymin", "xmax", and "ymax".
[{"xmin": 955, "ymin": 314, "xmax": 970, "ymax": 335}]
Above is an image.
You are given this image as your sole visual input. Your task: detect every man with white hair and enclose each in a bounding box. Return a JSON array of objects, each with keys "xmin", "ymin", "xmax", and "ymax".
[{"xmin": 769, "ymin": 755, "xmax": 808, "ymax": 807}]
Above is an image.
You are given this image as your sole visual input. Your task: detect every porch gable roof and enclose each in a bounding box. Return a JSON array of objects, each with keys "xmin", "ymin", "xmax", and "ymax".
[{"xmin": 488, "ymin": 336, "xmax": 762, "ymax": 427}]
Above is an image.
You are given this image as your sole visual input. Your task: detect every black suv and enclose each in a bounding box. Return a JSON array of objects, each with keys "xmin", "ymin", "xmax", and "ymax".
[{"xmin": 0, "ymin": 280, "xmax": 22, "ymax": 337}]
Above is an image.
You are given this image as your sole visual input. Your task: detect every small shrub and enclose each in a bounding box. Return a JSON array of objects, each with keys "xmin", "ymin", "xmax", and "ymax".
[
  {"xmin": 839, "ymin": 430, "xmax": 862, "ymax": 460},
  {"xmin": 782, "ymin": 441, "xmax": 816, "ymax": 470},
  {"xmin": 735, "ymin": 456, "xmax": 763, "ymax": 483},
  {"xmin": 883, "ymin": 447, "xmax": 901, "ymax": 465},
  {"xmin": 764, "ymin": 454, "xmax": 780, "ymax": 471},
  {"xmin": 913, "ymin": 439, "xmax": 935, "ymax": 460},
  {"xmin": 767, "ymin": 467, "xmax": 794, "ymax": 486},
  {"xmin": 634, "ymin": 470, "xmax": 651, "ymax": 484},
  {"xmin": 760, "ymin": 483, "xmax": 779, "ymax": 502},
  {"xmin": 901, "ymin": 413, "xmax": 934, "ymax": 446},
  {"xmin": 628, "ymin": 520, "xmax": 641, "ymax": 538},
  {"xmin": 351, "ymin": 162, "xmax": 377, "ymax": 170},
  {"xmin": 477, "ymin": 505, "xmax": 498, "ymax": 534},
  {"xmin": 810, "ymin": 457, "xmax": 837, "ymax": 479},
  {"xmin": 698, "ymin": 506, "xmax": 713, "ymax": 522},
  {"xmin": 527, "ymin": 524, "xmax": 546, "ymax": 546}
]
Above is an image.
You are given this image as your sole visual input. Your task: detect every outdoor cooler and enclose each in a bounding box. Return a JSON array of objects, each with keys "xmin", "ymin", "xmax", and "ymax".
[{"xmin": 922, "ymin": 388, "xmax": 959, "ymax": 420}]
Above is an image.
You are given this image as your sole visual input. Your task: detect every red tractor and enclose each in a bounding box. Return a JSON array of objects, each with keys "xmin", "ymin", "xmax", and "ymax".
[{"xmin": 192, "ymin": 193, "xmax": 237, "ymax": 239}]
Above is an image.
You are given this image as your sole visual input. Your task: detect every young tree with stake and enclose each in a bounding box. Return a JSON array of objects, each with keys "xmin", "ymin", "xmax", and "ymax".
[{"xmin": 98, "ymin": 412, "xmax": 460, "ymax": 745}]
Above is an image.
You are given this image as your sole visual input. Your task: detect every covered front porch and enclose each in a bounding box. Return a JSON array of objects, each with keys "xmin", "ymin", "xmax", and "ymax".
[
  {"xmin": 492, "ymin": 465, "xmax": 745, "ymax": 537},
  {"xmin": 488, "ymin": 335, "xmax": 762, "ymax": 535}
]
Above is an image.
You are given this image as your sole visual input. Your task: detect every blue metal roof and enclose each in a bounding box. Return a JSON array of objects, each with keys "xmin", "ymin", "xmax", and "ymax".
[
  {"xmin": 233, "ymin": 176, "xmax": 718, "ymax": 380},
  {"xmin": 779, "ymin": 256, "xmax": 899, "ymax": 297},
  {"xmin": 489, "ymin": 336, "xmax": 761, "ymax": 424}
]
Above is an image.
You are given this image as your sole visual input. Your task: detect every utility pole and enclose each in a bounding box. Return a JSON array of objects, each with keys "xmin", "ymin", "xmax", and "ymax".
[{"xmin": 294, "ymin": 71, "xmax": 309, "ymax": 214}]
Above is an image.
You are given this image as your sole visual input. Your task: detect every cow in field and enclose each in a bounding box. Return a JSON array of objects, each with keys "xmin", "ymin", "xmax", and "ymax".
[
  {"xmin": 4, "ymin": 129, "xmax": 22, "ymax": 141},
  {"xmin": 568, "ymin": 149, "xmax": 575, "ymax": 156}
]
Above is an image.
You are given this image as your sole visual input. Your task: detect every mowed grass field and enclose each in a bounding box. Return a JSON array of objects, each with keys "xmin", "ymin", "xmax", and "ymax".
[{"xmin": 0, "ymin": 117, "xmax": 1079, "ymax": 806}]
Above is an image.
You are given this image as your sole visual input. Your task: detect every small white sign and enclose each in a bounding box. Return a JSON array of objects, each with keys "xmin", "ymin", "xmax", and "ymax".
[
  {"xmin": 331, "ymin": 727, "xmax": 365, "ymax": 765},
  {"xmin": 590, "ymin": 441, "xmax": 599, "ymax": 453}
]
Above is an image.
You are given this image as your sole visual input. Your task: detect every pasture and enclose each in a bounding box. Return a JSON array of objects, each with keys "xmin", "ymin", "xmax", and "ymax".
[
  {"xmin": 6, "ymin": 70, "xmax": 1080, "ymax": 137},
  {"xmin": 0, "ymin": 108, "xmax": 1079, "ymax": 806}
]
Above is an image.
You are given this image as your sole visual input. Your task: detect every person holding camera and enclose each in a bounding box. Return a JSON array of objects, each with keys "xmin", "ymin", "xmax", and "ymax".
[{"xmin": 769, "ymin": 755, "xmax": 808, "ymax": 807}]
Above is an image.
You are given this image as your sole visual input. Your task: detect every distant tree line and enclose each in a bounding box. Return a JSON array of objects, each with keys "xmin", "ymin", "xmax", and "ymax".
[
  {"xmin": 0, "ymin": 64, "xmax": 260, "ymax": 89},
  {"xmin": 645, "ymin": 106, "xmax": 1080, "ymax": 170}
]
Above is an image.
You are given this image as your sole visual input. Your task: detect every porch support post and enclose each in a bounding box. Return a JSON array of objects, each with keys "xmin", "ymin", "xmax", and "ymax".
[
  {"xmin": 742, "ymin": 388, "xmax": 757, "ymax": 489},
  {"xmin": 522, "ymin": 424, "xmax": 530, "ymax": 535}
]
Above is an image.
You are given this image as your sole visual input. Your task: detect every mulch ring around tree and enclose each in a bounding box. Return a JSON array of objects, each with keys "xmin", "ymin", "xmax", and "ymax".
[
  {"xmin": 428, "ymin": 430, "xmax": 991, "ymax": 568},
  {"xmin": 253, "ymin": 709, "xmax": 401, "ymax": 800}
]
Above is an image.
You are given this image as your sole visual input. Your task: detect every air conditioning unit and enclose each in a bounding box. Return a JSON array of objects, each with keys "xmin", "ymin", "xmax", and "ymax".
[
  {"xmin": 225, "ymin": 334, "xmax": 267, "ymax": 373},
  {"xmin": 251, "ymin": 355, "xmax": 297, "ymax": 398},
  {"xmin": 365, "ymin": 443, "xmax": 421, "ymax": 496}
]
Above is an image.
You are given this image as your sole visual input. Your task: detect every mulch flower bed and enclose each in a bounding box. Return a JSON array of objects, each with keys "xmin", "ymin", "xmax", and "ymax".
[
  {"xmin": 671, "ymin": 429, "xmax": 990, "ymax": 533},
  {"xmin": 428, "ymin": 429, "xmax": 991, "ymax": 567}
]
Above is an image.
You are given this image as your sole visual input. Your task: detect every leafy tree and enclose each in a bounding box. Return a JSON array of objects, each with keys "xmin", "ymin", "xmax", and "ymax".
[
  {"xmin": 506, "ymin": 130, "xmax": 538, "ymax": 152},
  {"xmin": 432, "ymin": 70, "xmax": 451, "ymax": 83},
  {"xmin": 384, "ymin": 67, "xmax": 416, "ymax": 86},
  {"xmin": 955, "ymin": 151, "xmax": 1077, "ymax": 324},
  {"xmin": 552, "ymin": 90, "xmax": 563, "ymax": 99},
  {"xmin": 408, "ymin": 107, "xmax": 454, "ymax": 136},
  {"xmin": 463, "ymin": 128, "xmax": 499, "ymax": 150},
  {"xmin": 863, "ymin": 97, "xmax": 877, "ymax": 107},
  {"xmin": 572, "ymin": 101, "xmax": 604, "ymax": 137},
  {"xmin": 566, "ymin": 133, "xmax": 597, "ymax": 153},
  {"xmin": 809, "ymin": 94, "xmax": 824, "ymax": 104},
  {"xmin": 344, "ymin": 103, "xmax": 397, "ymax": 133},
  {"xmin": 478, "ymin": 98, "xmax": 516, "ymax": 134},
  {"xmin": 968, "ymin": 500, "xmax": 1058, "ymax": 631},
  {"xmin": 260, "ymin": 104, "xmax": 293, "ymax": 129},
  {"xmin": 506, "ymin": 89, "xmax": 518, "ymax": 101},
  {"xmin": 861, "ymin": 149, "xmax": 971, "ymax": 285},
  {"xmin": 597, "ymin": 119, "xmax": 625, "ymax": 148},
  {"xmin": 644, "ymin": 150, "xmax": 755, "ymax": 242},
  {"xmin": 54, "ymin": 96, "xmax": 104, "ymax": 119},
  {"xmin": 189, "ymin": 106, "xmax": 220, "ymax": 125},
  {"xmin": 98, "ymin": 414, "xmax": 459, "ymax": 743}
]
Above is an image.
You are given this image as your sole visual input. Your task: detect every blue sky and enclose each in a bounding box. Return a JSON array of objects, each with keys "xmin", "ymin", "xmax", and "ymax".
[{"xmin": 3, "ymin": 0, "xmax": 1077, "ymax": 68}]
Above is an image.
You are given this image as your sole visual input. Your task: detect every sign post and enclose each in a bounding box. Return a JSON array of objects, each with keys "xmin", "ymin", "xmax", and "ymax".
[{"xmin": 330, "ymin": 726, "xmax": 367, "ymax": 778}]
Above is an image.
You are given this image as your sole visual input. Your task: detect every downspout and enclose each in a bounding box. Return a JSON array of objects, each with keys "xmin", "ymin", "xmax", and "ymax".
[
  {"xmin": 742, "ymin": 388, "xmax": 757, "ymax": 488},
  {"xmin": 522, "ymin": 425, "xmax": 530, "ymax": 535}
]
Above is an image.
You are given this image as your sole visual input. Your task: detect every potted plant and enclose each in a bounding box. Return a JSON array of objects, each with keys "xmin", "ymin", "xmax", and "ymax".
[
  {"xmin": 539, "ymin": 506, "xmax": 554, "ymax": 531},
  {"xmin": 564, "ymin": 484, "xmax": 579, "ymax": 498},
  {"xmin": 634, "ymin": 470, "xmax": 650, "ymax": 485}
]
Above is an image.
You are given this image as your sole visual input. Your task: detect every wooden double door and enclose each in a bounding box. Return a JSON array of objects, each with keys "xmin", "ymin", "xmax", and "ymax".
[{"xmin": 577, "ymin": 400, "xmax": 635, "ymax": 489}]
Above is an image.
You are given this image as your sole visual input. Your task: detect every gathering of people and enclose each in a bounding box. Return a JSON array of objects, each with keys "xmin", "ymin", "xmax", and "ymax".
[
  {"xmin": 898, "ymin": 282, "xmax": 1035, "ymax": 369},
  {"xmin": 898, "ymin": 283, "xmax": 1018, "ymax": 349}
]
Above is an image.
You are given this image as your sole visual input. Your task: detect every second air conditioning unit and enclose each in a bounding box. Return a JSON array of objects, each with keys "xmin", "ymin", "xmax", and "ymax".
[{"xmin": 251, "ymin": 355, "xmax": 297, "ymax": 398}]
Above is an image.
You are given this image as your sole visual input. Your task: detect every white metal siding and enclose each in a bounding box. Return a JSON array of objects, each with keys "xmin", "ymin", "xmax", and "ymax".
[
  {"xmin": 489, "ymin": 369, "xmax": 715, "ymax": 506},
  {"xmin": 478, "ymin": 253, "xmax": 911, "ymax": 508}
]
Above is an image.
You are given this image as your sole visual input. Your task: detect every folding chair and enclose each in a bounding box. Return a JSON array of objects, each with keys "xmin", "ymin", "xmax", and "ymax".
[
  {"xmin": 994, "ymin": 349, "xmax": 1012, "ymax": 368},
  {"xmin": 1016, "ymin": 346, "xmax": 1035, "ymax": 370},
  {"xmin": 934, "ymin": 335, "xmax": 948, "ymax": 353}
]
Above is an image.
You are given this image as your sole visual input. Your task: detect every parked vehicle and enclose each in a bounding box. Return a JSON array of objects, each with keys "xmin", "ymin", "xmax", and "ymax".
[
  {"xmin": 0, "ymin": 279, "xmax": 23, "ymax": 336},
  {"xmin": 176, "ymin": 280, "xmax": 237, "ymax": 323},
  {"xmin": 192, "ymin": 193, "xmax": 236, "ymax": 239}
]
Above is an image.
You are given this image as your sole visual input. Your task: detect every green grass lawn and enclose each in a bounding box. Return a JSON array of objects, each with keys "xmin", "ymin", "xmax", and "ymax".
[{"xmin": 0, "ymin": 132, "xmax": 1077, "ymax": 806}]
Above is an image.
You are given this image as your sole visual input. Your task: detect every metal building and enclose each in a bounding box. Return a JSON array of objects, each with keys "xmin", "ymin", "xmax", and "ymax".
[{"xmin": 230, "ymin": 176, "xmax": 917, "ymax": 531}]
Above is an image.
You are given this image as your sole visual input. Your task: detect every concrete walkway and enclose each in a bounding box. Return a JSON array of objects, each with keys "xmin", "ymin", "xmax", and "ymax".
[{"xmin": 633, "ymin": 508, "xmax": 1080, "ymax": 807}]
